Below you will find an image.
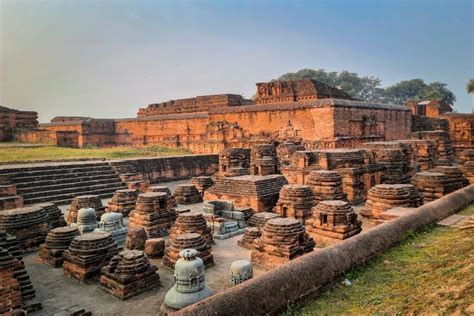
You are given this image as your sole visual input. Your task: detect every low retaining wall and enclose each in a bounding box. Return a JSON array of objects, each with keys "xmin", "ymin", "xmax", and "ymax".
[
  {"xmin": 109, "ymin": 154, "xmax": 219, "ymax": 183},
  {"xmin": 178, "ymin": 184, "xmax": 474, "ymax": 315}
]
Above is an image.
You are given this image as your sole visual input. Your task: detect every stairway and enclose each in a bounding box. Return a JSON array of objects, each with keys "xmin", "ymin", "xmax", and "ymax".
[{"xmin": 0, "ymin": 161, "xmax": 127, "ymax": 205}]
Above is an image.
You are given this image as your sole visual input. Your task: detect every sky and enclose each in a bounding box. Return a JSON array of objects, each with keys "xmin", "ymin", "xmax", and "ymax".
[{"xmin": 0, "ymin": 0, "xmax": 473, "ymax": 123}]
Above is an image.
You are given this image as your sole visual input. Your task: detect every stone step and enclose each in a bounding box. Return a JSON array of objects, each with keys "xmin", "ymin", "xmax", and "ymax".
[
  {"xmin": 18, "ymin": 177, "xmax": 123, "ymax": 195},
  {"xmin": 6, "ymin": 165, "xmax": 114, "ymax": 179},
  {"xmin": 11, "ymin": 169, "xmax": 118, "ymax": 184},
  {"xmin": 24, "ymin": 184, "xmax": 127, "ymax": 205},
  {"xmin": 0, "ymin": 161, "xmax": 110, "ymax": 174},
  {"xmin": 21, "ymin": 181, "xmax": 126, "ymax": 200},
  {"xmin": 0, "ymin": 160, "xmax": 128, "ymax": 206},
  {"xmin": 15, "ymin": 173, "xmax": 122, "ymax": 189}
]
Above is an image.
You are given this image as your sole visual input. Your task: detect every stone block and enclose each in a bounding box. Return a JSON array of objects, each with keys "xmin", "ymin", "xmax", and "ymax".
[{"xmin": 144, "ymin": 238, "xmax": 165, "ymax": 258}]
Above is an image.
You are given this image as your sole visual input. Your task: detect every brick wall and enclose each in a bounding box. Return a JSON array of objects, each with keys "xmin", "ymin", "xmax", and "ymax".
[
  {"xmin": 411, "ymin": 115, "xmax": 449, "ymax": 132},
  {"xmin": 137, "ymin": 94, "xmax": 253, "ymax": 117},
  {"xmin": 441, "ymin": 113, "xmax": 474, "ymax": 158},
  {"xmin": 18, "ymin": 99, "xmax": 411, "ymax": 153},
  {"xmin": 109, "ymin": 154, "xmax": 219, "ymax": 183},
  {"xmin": 0, "ymin": 106, "xmax": 38, "ymax": 142}
]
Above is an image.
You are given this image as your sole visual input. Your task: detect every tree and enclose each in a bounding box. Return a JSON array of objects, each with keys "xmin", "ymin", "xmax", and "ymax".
[
  {"xmin": 423, "ymin": 82, "xmax": 456, "ymax": 105},
  {"xmin": 383, "ymin": 79, "xmax": 427, "ymax": 104},
  {"xmin": 467, "ymin": 78, "xmax": 474, "ymax": 94},
  {"xmin": 276, "ymin": 68, "xmax": 385, "ymax": 102},
  {"xmin": 277, "ymin": 68, "xmax": 337, "ymax": 84},
  {"xmin": 273, "ymin": 68, "xmax": 456, "ymax": 105},
  {"xmin": 383, "ymin": 79, "xmax": 456, "ymax": 105}
]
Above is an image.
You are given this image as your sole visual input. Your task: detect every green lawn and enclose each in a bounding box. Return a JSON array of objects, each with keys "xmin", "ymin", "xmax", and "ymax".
[
  {"xmin": 0, "ymin": 143, "xmax": 192, "ymax": 162},
  {"xmin": 284, "ymin": 204, "xmax": 474, "ymax": 315},
  {"xmin": 459, "ymin": 203, "xmax": 474, "ymax": 216}
]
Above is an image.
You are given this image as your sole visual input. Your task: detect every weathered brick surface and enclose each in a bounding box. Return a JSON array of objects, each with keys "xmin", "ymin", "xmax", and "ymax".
[
  {"xmin": 0, "ymin": 231, "xmax": 36, "ymax": 303},
  {"xmin": 411, "ymin": 115, "xmax": 448, "ymax": 132},
  {"xmin": 281, "ymin": 149, "xmax": 384, "ymax": 203},
  {"xmin": 0, "ymin": 105, "xmax": 38, "ymax": 142},
  {"xmin": 110, "ymin": 155, "xmax": 218, "ymax": 183},
  {"xmin": 99, "ymin": 250, "xmax": 160, "ymax": 299},
  {"xmin": 255, "ymin": 79, "xmax": 353, "ymax": 104},
  {"xmin": 62, "ymin": 232, "xmax": 119, "ymax": 283},
  {"xmin": 0, "ymin": 249, "xmax": 23, "ymax": 314},
  {"xmin": 144, "ymin": 238, "xmax": 165, "ymax": 258},
  {"xmin": 128, "ymin": 192, "xmax": 177, "ymax": 238},
  {"xmin": 251, "ymin": 218, "xmax": 315, "ymax": 268},
  {"xmin": 411, "ymin": 131, "xmax": 454, "ymax": 166},
  {"xmin": 138, "ymin": 94, "xmax": 252, "ymax": 117},
  {"xmin": 204, "ymin": 175, "xmax": 288, "ymax": 212},
  {"xmin": 306, "ymin": 200, "xmax": 361, "ymax": 240},
  {"xmin": 405, "ymin": 100, "xmax": 452, "ymax": 117},
  {"xmin": 14, "ymin": 80, "xmax": 411, "ymax": 152},
  {"xmin": 0, "ymin": 206, "xmax": 49, "ymax": 252},
  {"xmin": 440, "ymin": 113, "xmax": 474, "ymax": 159}
]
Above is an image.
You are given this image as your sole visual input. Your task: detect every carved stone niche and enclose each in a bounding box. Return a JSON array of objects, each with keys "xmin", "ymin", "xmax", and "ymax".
[
  {"xmin": 206, "ymin": 121, "xmax": 244, "ymax": 142},
  {"xmin": 218, "ymin": 147, "xmax": 251, "ymax": 177},
  {"xmin": 256, "ymin": 81, "xmax": 293, "ymax": 103},
  {"xmin": 250, "ymin": 144, "xmax": 278, "ymax": 176},
  {"xmin": 348, "ymin": 115, "xmax": 385, "ymax": 138},
  {"xmin": 277, "ymin": 121, "xmax": 301, "ymax": 140}
]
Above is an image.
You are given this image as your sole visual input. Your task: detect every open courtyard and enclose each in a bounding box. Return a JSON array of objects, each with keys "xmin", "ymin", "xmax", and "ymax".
[{"xmin": 1, "ymin": 0, "xmax": 473, "ymax": 315}]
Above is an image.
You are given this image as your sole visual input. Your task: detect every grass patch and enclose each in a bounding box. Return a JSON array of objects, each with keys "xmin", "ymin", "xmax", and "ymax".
[
  {"xmin": 458, "ymin": 203, "xmax": 474, "ymax": 216},
  {"xmin": 0, "ymin": 143, "xmax": 192, "ymax": 162},
  {"xmin": 284, "ymin": 203, "xmax": 474, "ymax": 315}
]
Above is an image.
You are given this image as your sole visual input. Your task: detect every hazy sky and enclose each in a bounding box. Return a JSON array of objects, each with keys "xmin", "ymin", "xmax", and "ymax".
[{"xmin": 1, "ymin": 0, "xmax": 473, "ymax": 123}]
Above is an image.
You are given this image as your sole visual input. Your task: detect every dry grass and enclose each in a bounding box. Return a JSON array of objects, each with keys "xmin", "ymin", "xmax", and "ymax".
[
  {"xmin": 284, "ymin": 203, "xmax": 474, "ymax": 315},
  {"xmin": 0, "ymin": 143, "xmax": 192, "ymax": 162}
]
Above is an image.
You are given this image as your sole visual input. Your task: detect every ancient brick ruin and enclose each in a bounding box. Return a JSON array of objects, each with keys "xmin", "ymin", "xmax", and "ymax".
[
  {"xmin": 0, "ymin": 231, "xmax": 36, "ymax": 304},
  {"xmin": 0, "ymin": 105, "xmax": 38, "ymax": 142},
  {"xmin": 205, "ymin": 174, "xmax": 288, "ymax": 212},
  {"xmin": 273, "ymin": 184, "xmax": 315, "ymax": 223},
  {"xmin": 39, "ymin": 226, "xmax": 80, "ymax": 267},
  {"xmin": 14, "ymin": 79, "xmax": 412, "ymax": 152},
  {"xmin": 306, "ymin": 170, "xmax": 348, "ymax": 202},
  {"xmin": 191, "ymin": 176, "xmax": 214, "ymax": 196},
  {"xmin": 67, "ymin": 195, "xmax": 106, "ymax": 224},
  {"xmin": 250, "ymin": 144, "xmax": 279, "ymax": 176},
  {"xmin": 38, "ymin": 203, "xmax": 67, "ymax": 229},
  {"xmin": 125, "ymin": 227, "xmax": 147, "ymax": 251},
  {"xmin": 441, "ymin": 113, "xmax": 474, "ymax": 159},
  {"xmin": 1, "ymin": 78, "xmax": 473, "ymax": 314},
  {"xmin": 237, "ymin": 212, "xmax": 280, "ymax": 250},
  {"xmin": 128, "ymin": 192, "xmax": 177, "ymax": 238},
  {"xmin": 412, "ymin": 171, "xmax": 454, "ymax": 203},
  {"xmin": 0, "ymin": 176, "xmax": 23, "ymax": 211},
  {"xmin": 173, "ymin": 184, "xmax": 203, "ymax": 204},
  {"xmin": 0, "ymin": 206, "xmax": 49, "ymax": 251},
  {"xmin": 251, "ymin": 218, "xmax": 315, "ymax": 268},
  {"xmin": 306, "ymin": 200, "xmax": 361, "ymax": 239},
  {"xmin": 405, "ymin": 99, "xmax": 453, "ymax": 117},
  {"xmin": 163, "ymin": 233, "xmax": 214, "ymax": 269},
  {"xmin": 62, "ymin": 232, "xmax": 119, "ymax": 282},
  {"xmin": 0, "ymin": 247, "xmax": 24, "ymax": 313},
  {"xmin": 360, "ymin": 184, "xmax": 413, "ymax": 220},
  {"xmin": 280, "ymin": 148, "xmax": 384, "ymax": 203},
  {"xmin": 168, "ymin": 211, "xmax": 214, "ymax": 245},
  {"xmin": 107, "ymin": 189, "xmax": 138, "ymax": 216},
  {"xmin": 202, "ymin": 200, "xmax": 251, "ymax": 239},
  {"xmin": 99, "ymin": 250, "xmax": 160, "ymax": 300}
]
